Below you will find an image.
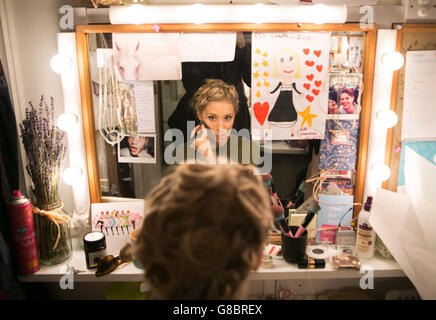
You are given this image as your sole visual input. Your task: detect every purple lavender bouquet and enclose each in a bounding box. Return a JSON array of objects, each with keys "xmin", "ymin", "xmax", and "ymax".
[
  {"xmin": 19, "ymin": 96, "xmax": 67, "ymax": 208},
  {"xmin": 19, "ymin": 96, "xmax": 72, "ymax": 265}
]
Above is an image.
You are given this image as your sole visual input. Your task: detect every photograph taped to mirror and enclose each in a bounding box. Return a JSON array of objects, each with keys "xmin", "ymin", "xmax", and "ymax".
[
  {"xmin": 112, "ymin": 33, "xmax": 182, "ymax": 81},
  {"xmin": 118, "ymin": 134, "xmax": 156, "ymax": 164}
]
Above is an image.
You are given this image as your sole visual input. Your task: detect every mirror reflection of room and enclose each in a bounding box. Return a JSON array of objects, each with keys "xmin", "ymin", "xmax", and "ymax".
[{"xmin": 89, "ymin": 31, "xmax": 365, "ymax": 214}]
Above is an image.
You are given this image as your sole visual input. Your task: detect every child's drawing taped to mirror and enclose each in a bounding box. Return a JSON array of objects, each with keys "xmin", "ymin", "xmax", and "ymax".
[{"xmin": 250, "ymin": 32, "xmax": 330, "ymax": 140}]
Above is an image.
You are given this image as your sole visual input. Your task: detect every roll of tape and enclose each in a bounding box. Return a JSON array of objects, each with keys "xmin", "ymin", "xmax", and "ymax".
[{"xmin": 307, "ymin": 245, "xmax": 329, "ymax": 260}]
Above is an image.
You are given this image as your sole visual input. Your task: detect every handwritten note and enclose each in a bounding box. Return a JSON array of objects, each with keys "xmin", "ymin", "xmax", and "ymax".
[
  {"xmin": 133, "ymin": 81, "xmax": 155, "ymax": 133},
  {"xmin": 180, "ymin": 32, "xmax": 237, "ymax": 62},
  {"xmin": 402, "ymin": 50, "xmax": 436, "ymax": 140}
]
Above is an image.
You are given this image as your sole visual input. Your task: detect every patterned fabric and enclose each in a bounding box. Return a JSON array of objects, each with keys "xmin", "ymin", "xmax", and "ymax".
[{"xmin": 319, "ymin": 120, "xmax": 359, "ymax": 171}]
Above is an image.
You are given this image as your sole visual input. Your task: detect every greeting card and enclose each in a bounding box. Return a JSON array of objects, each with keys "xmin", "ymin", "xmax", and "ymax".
[{"xmin": 91, "ymin": 201, "xmax": 145, "ymax": 255}]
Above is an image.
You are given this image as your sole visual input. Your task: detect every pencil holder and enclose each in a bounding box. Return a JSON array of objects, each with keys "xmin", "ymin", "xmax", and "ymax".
[{"xmin": 281, "ymin": 226, "xmax": 307, "ymax": 263}]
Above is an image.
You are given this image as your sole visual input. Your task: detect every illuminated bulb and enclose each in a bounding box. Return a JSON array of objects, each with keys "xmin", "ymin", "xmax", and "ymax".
[
  {"xmin": 57, "ymin": 112, "xmax": 78, "ymax": 132},
  {"xmin": 312, "ymin": 4, "xmax": 328, "ymax": 25},
  {"xmin": 252, "ymin": 3, "xmax": 266, "ymax": 24},
  {"xmin": 50, "ymin": 54, "xmax": 72, "ymax": 74},
  {"xmin": 126, "ymin": 4, "xmax": 145, "ymax": 25},
  {"xmin": 192, "ymin": 4, "xmax": 205, "ymax": 25},
  {"xmin": 371, "ymin": 163, "xmax": 391, "ymax": 182},
  {"xmin": 376, "ymin": 110, "xmax": 398, "ymax": 128},
  {"xmin": 63, "ymin": 167, "xmax": 83, "ymax": 186},
  {"xmin": 381, "ymin": 51, "xmax": 404, "ymax": 71}
]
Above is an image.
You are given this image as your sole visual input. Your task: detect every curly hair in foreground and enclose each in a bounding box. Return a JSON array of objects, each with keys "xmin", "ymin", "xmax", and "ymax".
[{"xmin": 135, "ymin": 164, "xmax": 272, "ymax": 299}]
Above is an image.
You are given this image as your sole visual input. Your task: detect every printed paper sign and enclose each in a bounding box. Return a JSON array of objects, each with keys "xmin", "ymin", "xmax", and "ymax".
[{"xmin": 251, "ymin": 32, "xmax": 330, "ymax": 140}]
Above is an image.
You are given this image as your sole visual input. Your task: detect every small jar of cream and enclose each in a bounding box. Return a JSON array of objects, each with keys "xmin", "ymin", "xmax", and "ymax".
[{"xmin": 83, "ymin": 232, "xmax": 107, "ymax": 269}]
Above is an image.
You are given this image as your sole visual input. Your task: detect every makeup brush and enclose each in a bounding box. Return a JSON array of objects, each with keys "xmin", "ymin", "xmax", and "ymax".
[
  {"xmin": 294, "ymin": 200, "xmax": 321, "ymax": 238},
  {"xmin": 287, "ymin": 181, "xmax": 308, "ymax": 208},
  {"xmin": 271, "ymin": 202, "xmax": 293, "ymax": 237}
]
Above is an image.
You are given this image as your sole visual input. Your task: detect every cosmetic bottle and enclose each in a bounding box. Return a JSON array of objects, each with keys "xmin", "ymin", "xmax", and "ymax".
[{"xmin": 356, "ymin": 195, "xmax": 375, "ymax": 259}]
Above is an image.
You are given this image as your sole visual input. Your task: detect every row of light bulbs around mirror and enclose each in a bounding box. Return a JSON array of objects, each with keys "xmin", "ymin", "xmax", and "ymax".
[{"xmin": 50, "ymin": 50, "xmax": 404, "ymax": 185}]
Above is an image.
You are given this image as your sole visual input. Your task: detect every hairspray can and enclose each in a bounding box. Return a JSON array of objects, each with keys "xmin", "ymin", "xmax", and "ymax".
[{"xmin": 7, "ymin": 190, "xmax": 40, "ymax": 275}]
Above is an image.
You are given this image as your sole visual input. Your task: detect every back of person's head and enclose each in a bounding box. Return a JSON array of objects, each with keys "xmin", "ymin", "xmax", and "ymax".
[{"xmin": 135, "ymin": 163, "xmax": 272, "ymax": 299}]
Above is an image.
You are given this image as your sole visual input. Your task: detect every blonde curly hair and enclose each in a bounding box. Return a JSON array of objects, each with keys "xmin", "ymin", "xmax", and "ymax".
[
  {"xmin": 190, "ymin": 79, "xmax": 239, "ymax": 116},
  {"xmin": 135, "ymin": 163, "xmax": 271, "ymax": 299}
]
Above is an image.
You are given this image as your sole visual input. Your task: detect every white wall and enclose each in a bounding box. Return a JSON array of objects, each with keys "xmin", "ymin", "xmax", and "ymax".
[{"xmin": 0, "ymin": 0, "xmax": 74, "ymax": 213}]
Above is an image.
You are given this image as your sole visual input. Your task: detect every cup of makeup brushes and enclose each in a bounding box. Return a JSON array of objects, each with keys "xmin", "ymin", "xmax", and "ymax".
[{"xmin": 281, "ymin": 226, "xmax": 307, "ymax": 263}]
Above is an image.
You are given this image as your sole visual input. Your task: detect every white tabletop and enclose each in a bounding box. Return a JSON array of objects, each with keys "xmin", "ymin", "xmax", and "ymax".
[{"xmin": 19, "ymin": 243, "xmax": 405, "ymax": 283}]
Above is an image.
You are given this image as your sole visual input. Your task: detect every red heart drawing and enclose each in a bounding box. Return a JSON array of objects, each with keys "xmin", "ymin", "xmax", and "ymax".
[
  {"xmin": 312, "ymin": 89, "xmax": 320, "ymax": 96},
  {"xmin": 303, "ymin": 48, "xmax": 310, "ymax": 55},
  {"xmin": 303, "ymin": 83, "xmax": 311, "ymax": 90},
  {"xmin": 306, "ymin": 95, "xmax": 314, "ymax": 102},
  {"xmin": 305, "ymin": 60, "xmax": 315, "ymax": 67},
  {"xmin": 316, "ymin": 64, "xmax": 323, "ymax": 72},
  {"xmin": 314, "ymin": 80, "xmax": 322, "ymax": 87},
  {"xmin": 253, "ymin": 102, "xmax": 269, "ymax": 126},
  {"xmin": 306, "ymin": 74, "xmax": 314, "ymax": 81},
  {"xmin": 314, "ymin": 50, "xmax": 321, "ymax": 57}
]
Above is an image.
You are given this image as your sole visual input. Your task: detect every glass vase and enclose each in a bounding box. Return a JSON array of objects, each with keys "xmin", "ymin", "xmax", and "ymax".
[{"xmin": 34, "ymin": 202, "xmax": 73, "ymax": 266}]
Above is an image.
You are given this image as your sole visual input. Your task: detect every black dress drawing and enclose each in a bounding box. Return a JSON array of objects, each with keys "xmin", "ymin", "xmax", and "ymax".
[{"xmin": 267, "ymin": 82, "xmax": 301, "ymax": 127}]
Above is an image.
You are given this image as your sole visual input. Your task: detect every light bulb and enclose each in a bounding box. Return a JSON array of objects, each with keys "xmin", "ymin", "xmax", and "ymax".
[
  {"xmin": 371, "ymin": 163, "xmax": 391, "ymax": 182},
  {"xmin": 63, "ymin": 167, "xmax": 83, "ymax": 186},
  {"xmin": 126, "ymin": 4, "xmax": 145, "ymax": 25},
  {"xmin": 376, "ymin": 110, "xmax": 398, "ymax": 128},
  {"xmin": 313, "ymin": 4, "xmax": 328, "ymax": 25},
  {"xmin": 252, "ymin": 3, "xmax": 266, "ymax": 24},
  {"xmin": 57, "ymin": 112, "xmax": 78, "ymax": 132},
  {"xmin": 192, "ymin": 4, "xmax": 205, "ymax": 25},
  {"xmin": 50, "ymin": 54, "xmax": 72, "ymax": 74},
  {"xmin": 381, "ymin": 51, "xmax": 404, "ymax": 71}
]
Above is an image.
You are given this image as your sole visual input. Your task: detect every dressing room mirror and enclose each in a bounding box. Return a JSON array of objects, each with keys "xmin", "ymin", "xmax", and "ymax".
[{"xmin": 76, "ymin": 24, "xmax": 376, "ymax": 214}]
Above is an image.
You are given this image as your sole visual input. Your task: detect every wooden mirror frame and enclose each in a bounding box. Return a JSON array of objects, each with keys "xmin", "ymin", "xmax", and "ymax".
[
  {"xmin": 76, "ymin": 23, "xmax": 377, "ymax": 216},
  {"xmin": 383, "ymin": 24, "xmax": 436, "ymax": 191}
]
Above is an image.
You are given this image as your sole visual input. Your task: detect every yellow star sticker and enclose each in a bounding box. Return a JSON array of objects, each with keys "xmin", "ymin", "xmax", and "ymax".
[
  {"xmin": 262, "ymin": 60, "xmax": 268, "ymax": 67},
  {"xmin": 256, "ymin": 81, "xmax": 261, "ymax": 87},
  {"xmin": 298, "ymin": 105, "xmax": 318, "ymax": 127},
  {"xmin": 253, "ymin": 70, "xmax": 260, "ymax": 78},
  {"xmin": 254, "ymin": 62, "xmax": 259, "ymax": 67},
  {"xmin": 256, "ymin": 48, "xmax": 261, "ymax": 55},
  {"xmin": 264, "ymin": 80, "xmax": 270, "ymax": 87},
  {"xmin": 263, "ymin": 71, "xmax": 269, "ymax": 77},
  {"xmin": 256, "ymin": 90, "xmax": 261, "ymax": 98},
  {"xmin": 262, "ymin": 52, "xmax": 268, "ymax": 57}
]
